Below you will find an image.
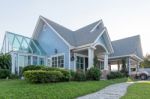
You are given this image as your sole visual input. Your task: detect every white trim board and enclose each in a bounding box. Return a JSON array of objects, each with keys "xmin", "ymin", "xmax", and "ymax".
[
  {"xmin": 90, "ymin": 20, "xmax": 102, "ymax": 32},
  {"xmin": 109, "ymin": 54, "xmax": 143, "ymax": 61}
]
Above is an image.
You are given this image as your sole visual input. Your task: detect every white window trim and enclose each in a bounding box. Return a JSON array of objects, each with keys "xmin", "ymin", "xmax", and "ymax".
[
  {"xmin": 50, "ymin": 53, "xmax": 65, "ymax": 69},
  {"xmin": 75, "ymin": 53, "xmax": 88, "ymax": 72},
  {"xmin": 75, "ymin": 53, "xmax": 88, "ymax": 58}
]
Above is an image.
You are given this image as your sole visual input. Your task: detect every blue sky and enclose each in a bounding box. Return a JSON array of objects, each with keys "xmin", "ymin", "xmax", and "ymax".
[{"xmin": 0, "ymin": 0, "xmax": 150, "ymax": 55}]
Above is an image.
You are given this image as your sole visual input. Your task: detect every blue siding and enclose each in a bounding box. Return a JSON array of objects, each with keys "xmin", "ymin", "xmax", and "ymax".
[{"xmin": 37, "ymin": 24, "xmax": 70, "ymax": 69}]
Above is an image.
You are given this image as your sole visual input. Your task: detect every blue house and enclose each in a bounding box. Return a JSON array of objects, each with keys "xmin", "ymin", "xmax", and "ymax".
[{"xmin": 1, "ymin": 16, "xmax": 143, "ymax": 76}]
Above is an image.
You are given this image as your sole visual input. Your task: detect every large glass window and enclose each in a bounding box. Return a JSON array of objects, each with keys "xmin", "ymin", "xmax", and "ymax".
[
  {"xmin": 28, "ymin": 56, "xmax": 31, "ymax": 65},
  {"xmin": 2, "ymin": 32, "xmax": 46, "ymax": 55},
  {"xmin": 39, "ymin": 58, "xmax": 45, "ymax": 65},
  {"xmin": 58, "ymin": 56, "xmax": 64, "ymax": 68},
  {"xmin": 52, "ymin": 55, "xmax": 64, "ymax": 68},
  {"xmin": 33, "ymin": 56, "xmax": 38, "ymax": 65},
  {"xmin": 18, "ymin": 55, "xmax": 25, "ymax": 75},
  {"xmin": 47, "ymin": 58, "xmax": 51, "ymax": 66},
  {"xmin": 76, "ymin": 56, "xmax": 84, "ymax": 70},
  {"xmin": 24, "ymin": 56, "xmax": 28, "ymax": 67}
]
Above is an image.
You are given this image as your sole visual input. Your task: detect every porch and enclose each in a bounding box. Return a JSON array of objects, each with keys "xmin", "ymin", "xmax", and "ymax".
[
  {"xmin": 109, "ymin": 55, "xmax": 142, "ymax": 75},
  {"xmin": 71, "ymin": 43, "xmax": 109, "ymax": 75}
]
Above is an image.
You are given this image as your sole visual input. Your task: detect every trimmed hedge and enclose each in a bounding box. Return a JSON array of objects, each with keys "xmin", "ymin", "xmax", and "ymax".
[
  {"xmin": 86, "ymin": 67, "xmax": 101, "ymax": 81},
  {"xmin": 42, "ymin": 67, "xmax": 70, "ymax": 81},
  {"xmin": 24, "ymin": 70, "xmax": 63, "ymax": 83},
  {"xmin": 22, "ymin": 65, "xmax": 46, "ymax": 73},
  {"xmin": 23, "ymin": 66, "xmax": 70, "ymax": 82},
  {"xmin": 107, "ymin": 71, "xmax": 125, "ymax": 79},
  {"xmin": 59, "ymin": 69, "xmax": 70, "ymax": 81},
  {"xmin": 0, "ymin": 69, "xmax": 10, "ymax": 79}
]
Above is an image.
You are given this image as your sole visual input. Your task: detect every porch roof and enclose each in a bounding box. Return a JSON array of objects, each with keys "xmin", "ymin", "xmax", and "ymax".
[{"xmin": 109, "ymin": 35, "xmax": 143, "ymax": 60}]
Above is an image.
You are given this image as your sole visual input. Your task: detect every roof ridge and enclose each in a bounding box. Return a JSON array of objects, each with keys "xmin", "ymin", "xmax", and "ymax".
[
  {"xmin": 75, "ymin": 20, "xmax": 102, "ymax": 32},
  {"xmin": 112, "ymin": 35, "xmax": 140, "ymax": 42}
]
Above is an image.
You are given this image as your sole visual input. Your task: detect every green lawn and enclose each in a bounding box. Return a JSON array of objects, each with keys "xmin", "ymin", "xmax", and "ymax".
[
  {"xmin": 0, "ymin": 78, "xmax": 126, "ymax": 99},
  {"xmin": 122, "ymin": 81, "xmax": 150, "ymax": 99}
]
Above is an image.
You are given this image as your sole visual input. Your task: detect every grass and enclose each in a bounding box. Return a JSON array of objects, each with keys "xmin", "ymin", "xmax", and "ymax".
[
  {"xmin": 0, "ymin": 78, "xmax": 127, "ymax": 99},
  {"xmin": 122, "ymin": 81, "xmax": 150, "ymax": 99}
]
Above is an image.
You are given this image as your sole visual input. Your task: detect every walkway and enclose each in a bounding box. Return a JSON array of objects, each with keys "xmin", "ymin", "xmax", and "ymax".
[{"xmin": 77, "ymin": 82, "xmax": 134, "ymax": 99}]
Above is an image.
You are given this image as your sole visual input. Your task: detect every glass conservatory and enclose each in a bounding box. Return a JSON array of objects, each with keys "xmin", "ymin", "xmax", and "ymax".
[{"xmin": 1, "ymin": 32, "xmax": 47, "ymax": 74}]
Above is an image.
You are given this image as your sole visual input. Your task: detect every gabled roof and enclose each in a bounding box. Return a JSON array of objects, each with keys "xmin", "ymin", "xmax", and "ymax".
[
  {"xmin": 41, "ymin": 16, "xmax": 76, "ymax": 46},
  {"xmin": 38, "ymin": 16, "xmax": 106, "ymax": 47},
  {"xmin": 109, "ymin": 35, "xmax": 143, "ymax": 59},
  {"xmin": 74, "ymin": 20, "xmax": 105, "ymax": 46}
]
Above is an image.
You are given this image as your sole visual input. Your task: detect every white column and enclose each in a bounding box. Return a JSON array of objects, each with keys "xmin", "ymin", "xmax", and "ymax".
[
  {"xmin": 17, "ymin": 54, "xmax": 20, "ymax": 75},
  {"xmin": 104, "ymin": 53, "xmax": 108, "ymax": 70},
  {"xmin": 45, "ymin": 57, "xmax": 48, "ymax": 66},
  {"xmin": 74, "ymin": 53, "xmax": 76, "ymax": 71},
  {"xmin": 37, "ymin": 56, "xmax": 39, "ymax": 65},
  {"xmin": 127, "ymin": 57, "xmax": 131, "ymax": 75},
  {"xmin": 88, "ymin": 47, "xmax": 94, "ymax": 69},
  {"xmin": 137, "ymin": 62, "xmax": 140, "ymax": 72},
  {"xmin": 31, "ymin": 56, "xmax": 33, "ymax": 65},
  {"xmin": 11, "ymin": 53, "xmax": 15, "ymax": 74}
]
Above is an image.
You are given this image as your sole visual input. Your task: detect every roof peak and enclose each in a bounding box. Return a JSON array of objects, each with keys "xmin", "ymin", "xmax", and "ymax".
[
  {"xmin": 75, "ymin": 19, "xmax": 102, "ymax": 32},
  {"xmin": 40, "ymin": 15, "xmax": 103, "ymax": 32}
]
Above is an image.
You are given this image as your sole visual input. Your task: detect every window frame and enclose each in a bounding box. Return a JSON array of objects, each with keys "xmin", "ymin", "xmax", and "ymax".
[{"xmin": 51, "ymin": 53, "xmax": 65, "ymax": 68}]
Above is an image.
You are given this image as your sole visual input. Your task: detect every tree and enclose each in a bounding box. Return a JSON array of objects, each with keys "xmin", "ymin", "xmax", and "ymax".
[
  {"xmin": 0, "ymin": 53, "xmax": 11, "ymax": 70},
  {"xmin": 93, "ymin": 55, "xmax": 99, "ymax": 68},
  {"xmin": 141, "ymin": 54, "xmax": 150, "ymax": 68}
]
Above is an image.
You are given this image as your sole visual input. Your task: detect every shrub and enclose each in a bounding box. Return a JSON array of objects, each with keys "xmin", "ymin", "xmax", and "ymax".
[
  {"xmin": 70, "ymin": 70, "xmax": 76, "ymax": 81},
  {"xmin": 42, "ymin": 67, "xmax": 70, "ymax": 81},
  {"xmin": 9, "ymin": 74, "xmax": 19, "ymax": 79},
  {"xmin": 24, "ymin": 70, "xmax": 63, "ymax": 83},
  {"xmin": 74, "ymin": 70, "xmax": 86, "ymax": 81},
  {"xmin": 58, "ymin": 69, "xmax": 70, "ymax": 81},
  {"xmin": 0, "ymin": 54, "xmax": 11, "ymax": 70},
  {"xmin": 86, "ymin": 67, "xmax": 101, "ymax": 80},
  {"xmin": 107, "ymin": 71, "xmax": 125, "ymax": 80},
  {"xmin": 42, "ymin": 67, "xmax": 60, "ymax": 71},
  {"xmin": 0, "ymin": 69, "xmax": 10, "ymax": 79},
  {"xmin": 22, "ymin": 65, "xmax": 46, "ymax": 73}
]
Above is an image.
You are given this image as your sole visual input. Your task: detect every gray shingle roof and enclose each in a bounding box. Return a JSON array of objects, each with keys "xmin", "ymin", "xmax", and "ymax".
[
  {"xmin": 40, "ymin": 16, "xmax": 143, "ymax": 59},
  {"xmin": 109, "ymin": 35, "xmax": 143, "ymax": 59},
  {"xmin": 74, "ymin": 20, "xmax": 105, "ymax": 46},
  {"xmin": 42, "ymin": 16, "xmax": 105, "ymax": 47}
]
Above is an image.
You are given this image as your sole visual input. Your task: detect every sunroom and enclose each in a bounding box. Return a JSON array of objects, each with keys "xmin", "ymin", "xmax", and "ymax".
[{"xmin": 1, "ymin": 32, "xmax": 46, "ymax": 75}]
